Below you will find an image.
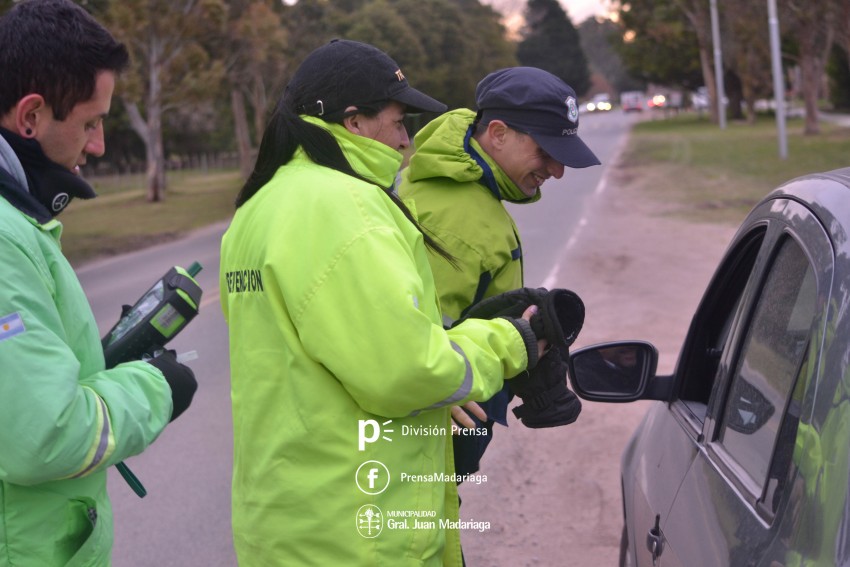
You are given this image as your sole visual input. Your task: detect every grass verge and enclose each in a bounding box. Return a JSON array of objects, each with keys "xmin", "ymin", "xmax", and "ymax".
[
  {"xmin": 59, "ymin": 115, "xmax": 850, "ymax": 266},
  {"xmin": 61, "ymin": 169, "xmax": 241, "ymax": 266},
  {"xmin": 616, "ymin": 114, "xmax": 850, "ymax": 226}
]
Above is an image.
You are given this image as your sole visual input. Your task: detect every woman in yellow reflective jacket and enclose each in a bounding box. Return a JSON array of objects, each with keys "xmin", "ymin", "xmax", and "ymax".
[{"xmin": 220, "ymin": 40, "xmax": 543, "ymax": 567}]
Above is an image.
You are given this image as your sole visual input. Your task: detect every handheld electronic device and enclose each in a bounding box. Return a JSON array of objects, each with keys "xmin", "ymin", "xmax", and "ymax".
[
  {"xmin": 102, "ymin": 261, "xmax": 203, "ymax": 497},
  {"xmin": 102, "ymin": 262, "xmax": 203, "ymax": 368}
]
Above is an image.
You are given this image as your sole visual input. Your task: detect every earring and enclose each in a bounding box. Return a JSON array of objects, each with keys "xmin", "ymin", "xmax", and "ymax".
[{"xmin": 25, "ymin": 128, "xmax": 32, "ymax": 136}]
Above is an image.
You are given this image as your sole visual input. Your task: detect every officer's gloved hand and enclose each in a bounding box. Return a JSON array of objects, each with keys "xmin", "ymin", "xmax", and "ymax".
[
  {"xmin": 457, "ymin": 287, "xmax": 585, "ymax": 353},
  {"xmin": 147, "ymin": 350, "xmax": 197, "ymax": 422},
  {"xmin": 507, "ymin": 350, "xmax": 582, "ymax": 428}
]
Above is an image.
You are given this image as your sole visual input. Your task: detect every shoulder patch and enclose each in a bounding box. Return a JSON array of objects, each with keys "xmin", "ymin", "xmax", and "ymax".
[{"xmin": 0, "ymin": 312, "xmax": 25, "ymax": 342}]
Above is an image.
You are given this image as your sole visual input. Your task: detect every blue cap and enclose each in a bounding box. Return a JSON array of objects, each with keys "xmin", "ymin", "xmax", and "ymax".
[{"xmin": 475, "ymin": 67, "xmax": 600, "ymax": 168}]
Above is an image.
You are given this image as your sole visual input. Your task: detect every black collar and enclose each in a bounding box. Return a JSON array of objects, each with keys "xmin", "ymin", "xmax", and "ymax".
[
  {"xmin": 0, "ymin": 127, "xmax": 96, "ymax": 219},
  {"xmin": 0, "ymin": 167, "xmax": 52, "ymax": 223}
]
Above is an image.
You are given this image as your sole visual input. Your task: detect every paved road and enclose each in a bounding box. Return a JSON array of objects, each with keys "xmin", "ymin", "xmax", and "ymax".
[
  {"xmin": 76, "ymin": 109, "xmax": 638, "ymax": 566},
  {"xmin": 78, "ymin": 223, "xmax": 236, "ymax": 567}
]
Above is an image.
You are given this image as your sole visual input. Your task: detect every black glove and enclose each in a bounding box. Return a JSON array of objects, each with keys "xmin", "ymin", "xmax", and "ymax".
[
  {"xmin": 532, "ymin": 288, "xmax": 585, "ymax": 353},
  {"xmin": 508, "ymin": 350, "xmax": 582, "ymax": 428},
  {"xmin": 147, "ymin": 350, "xmax": 197, "ymax": 422},
  {"xmin": 459, "ymin": 287, "xmax": 585, "ymax": 353}
]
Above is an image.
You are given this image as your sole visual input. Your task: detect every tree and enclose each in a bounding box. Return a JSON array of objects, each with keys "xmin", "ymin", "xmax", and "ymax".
[
  {"xmin": 781, "ymin": 0, "xmax": 840, "ymax": 135},
  {"xmin": 282, "ymin": 0, "xmax": 517, "ymax": 111},
  {"xmin": 104, "ymin": 0, "xmax": 227, "ymax": 201},
  {"xmin": 578, "ymin": 16, "xmax": 645, "ymax": 95},
  {"xmin": 722, "ymin": 0, "xmax": 772, "ymax": 123},
  {"xmin": 838, "ymin": 1, "xmax": 850, "ymax": 75},
  {"xmin": 517, "ymin": 0, "xmax": 591, "ymax": 96},
  {"xmin": 281, "ymin": 0, "xmax": 362, "ymax": 65},
  {"xmin": 827, "ymin": 45, "xmax": 850, "ymax": 111},
  {"xmin": 389, "ymin": 0, "xmax": 516, "ymax": 109},
  {"xmin": 218, "ymin": 0, "xmax": 288, "ymax": 178},
  {"xmin": 613, "ymin": 0, "xmax": 717, "ymax": 120}
]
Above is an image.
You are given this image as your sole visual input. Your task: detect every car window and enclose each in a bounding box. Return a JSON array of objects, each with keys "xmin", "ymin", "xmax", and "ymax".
[
  {"xmin": 678, "ymin": 227, "xmax": 766, "ymax": 422},
  {"xmin": 717, "ymin": 237, "xmax": 816, "ymax": 494}
]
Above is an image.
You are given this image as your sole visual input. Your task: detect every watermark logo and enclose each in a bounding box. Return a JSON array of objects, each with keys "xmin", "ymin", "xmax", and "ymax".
[
  {"xmin": 356, "ymin": 505, "xmax": 383, "ymax": 538},
  {"xmin": 355, "ymin": 460, "xmax": 390, "ymax": 495},
  {"xmin": 358, "ymin": 419, "xmax": 394, "ymax": 451}
]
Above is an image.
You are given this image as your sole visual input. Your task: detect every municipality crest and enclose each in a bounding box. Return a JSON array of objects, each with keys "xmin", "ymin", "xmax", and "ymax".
[{"xmin": 566, "ymin": 96, "xmax": 578, "ymax": 123}]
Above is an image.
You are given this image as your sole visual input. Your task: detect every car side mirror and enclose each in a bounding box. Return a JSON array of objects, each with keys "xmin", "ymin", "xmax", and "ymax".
[{"xmin": 569, "ymin": 341, "xmax": 661, "ymax": 402}]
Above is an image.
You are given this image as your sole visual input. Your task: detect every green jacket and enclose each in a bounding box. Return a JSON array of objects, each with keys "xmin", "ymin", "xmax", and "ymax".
[
  {"xmin": 220, "ymin": 119, "xmax": 530, "ymax": 566},
  {"xmin": 399, "ymin": 109, "xmax": 540, "ymax": 325},
  {"xmin": 0, "ymin": 152, "xmax": 173, "ymax": 566}
]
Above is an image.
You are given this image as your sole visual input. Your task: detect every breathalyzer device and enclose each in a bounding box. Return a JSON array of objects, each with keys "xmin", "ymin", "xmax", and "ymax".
[
  {"xmin": 102, "ymin": 261, "xmax": 203, "ymax": 498},
  {"xmin": 102, "ymin": 262, "xmax": 203, "ymax": 368}
]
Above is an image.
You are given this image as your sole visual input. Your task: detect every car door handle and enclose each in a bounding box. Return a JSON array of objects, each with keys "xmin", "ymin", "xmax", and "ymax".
[{"xmin": 646, "ymin": 514, "xmax": 665, "ymax": 566}]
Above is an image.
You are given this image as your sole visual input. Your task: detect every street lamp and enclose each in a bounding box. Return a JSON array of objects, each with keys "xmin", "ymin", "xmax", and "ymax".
[
  {"xmin": 767, "ymin": 0, "xmax": 788, "ymax": 159},
  {"xmin": 710, "ymin": 0, "xmax": 726, "ymax": 130}
]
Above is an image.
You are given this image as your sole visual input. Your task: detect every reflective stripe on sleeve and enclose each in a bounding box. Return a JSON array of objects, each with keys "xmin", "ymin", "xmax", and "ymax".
[
  {"xmin": 413, "ymin": 341, "xmax": 473, "ymax": 414},
  {"xmin": 68, "ymin": 388, "xmax": 116, "ymax": 478}
]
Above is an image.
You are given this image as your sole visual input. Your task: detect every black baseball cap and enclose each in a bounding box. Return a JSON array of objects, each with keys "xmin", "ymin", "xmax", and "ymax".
[
  {"xmin": 475, "ymin": 67, "xmax": 600, "ymax": 168},
  {"xmin": 288, "ymin": 39, "xmax": 446, "ymax": 121}
]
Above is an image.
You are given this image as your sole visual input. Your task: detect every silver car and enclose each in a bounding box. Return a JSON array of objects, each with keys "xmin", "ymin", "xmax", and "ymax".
[{"xmin": 569, "ymin": 168, "xmax": 850, "ymax": 566}]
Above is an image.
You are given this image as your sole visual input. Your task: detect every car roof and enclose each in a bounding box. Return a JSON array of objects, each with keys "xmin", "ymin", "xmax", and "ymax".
[{"xmin": 760, "ymin": 167, "xmax": 850, "ymax": 252}]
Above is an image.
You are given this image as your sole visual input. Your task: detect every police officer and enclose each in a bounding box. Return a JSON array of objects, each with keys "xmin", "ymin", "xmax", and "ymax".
[
  {"xmin": 0, "ymin": 2, "xmax": 196, "ymax": 564},
  {"xmin": 220, "ymin": 40, "xmax": 545, "ymax": 566}
]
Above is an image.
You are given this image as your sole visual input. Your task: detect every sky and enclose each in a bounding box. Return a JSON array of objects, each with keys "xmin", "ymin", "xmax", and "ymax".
[
  {"xmin": 483, "ymin": 0, "xmax": 609, "ymax": 25},
  {"xmin": 277, "ymin": 1, "xmax": 609, "ymax": 24}
]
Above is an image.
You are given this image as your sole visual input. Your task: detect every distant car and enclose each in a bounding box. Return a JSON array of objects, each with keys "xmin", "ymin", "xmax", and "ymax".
[
  {"xmin": 620, "ymin": 91, "xmax": 645, "ymax": 112},
  {"xmin": 648, "ymin": 94, "xmax": 667, "ymax": 108},
  {"xmin": 586, "ymin": 93, "xmax": 613, "ymax": 113},
  {"xmin": 692, "ymin": 86, "xmax": 710, "ymax": 111},
  {"xmin": 569, "ymin": 168, "xmax": 850, "ymax": 567}
]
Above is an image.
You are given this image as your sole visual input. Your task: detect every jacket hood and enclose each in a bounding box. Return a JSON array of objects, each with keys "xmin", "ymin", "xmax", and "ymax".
[
  {"xmin": 302, "ymin": 115, "xmax": 403, "ymax": 190},
  {"xmin": 406, "ymin": 108, "xmax": 539, "ymax": 204}
]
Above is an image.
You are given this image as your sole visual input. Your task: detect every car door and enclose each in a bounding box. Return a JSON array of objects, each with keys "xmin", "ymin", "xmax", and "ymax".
[
  {"xmin": 625, "ymin": 216, "xmax": 768, "ymax": 567},
  {"xmin": 648, "ymin": 198, "xmax": 832, "ymax": 567}
]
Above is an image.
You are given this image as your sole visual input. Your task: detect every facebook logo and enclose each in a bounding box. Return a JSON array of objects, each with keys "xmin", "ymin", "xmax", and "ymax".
[{"xmin": 355, "ymin": 460, "xmax": 390, "ymax": 495}]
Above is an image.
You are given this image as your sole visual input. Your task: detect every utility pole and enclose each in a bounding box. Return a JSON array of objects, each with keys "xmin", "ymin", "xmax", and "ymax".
[
  {"xmin": 767, "ymin": 0, "xmax": 788, "ymax": 159},
  {"xmin": 710, "ymin": 0, "xmax": 726, "ymax": 129}
]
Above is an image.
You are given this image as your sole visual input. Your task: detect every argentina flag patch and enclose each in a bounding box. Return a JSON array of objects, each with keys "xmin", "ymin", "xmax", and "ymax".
[{"xmin": 0, "ymin": 312, "xmax": 25, "ymax": 342}]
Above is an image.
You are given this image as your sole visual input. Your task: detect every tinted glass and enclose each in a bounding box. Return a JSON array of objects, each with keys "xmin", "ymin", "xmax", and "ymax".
[
  {"xmin": 719, "ymin": 237, "xmax": 816, "ymax": 489},
  {"xmin": 679, "ymin": 228, "xmax": 766, "ymax": 422}
]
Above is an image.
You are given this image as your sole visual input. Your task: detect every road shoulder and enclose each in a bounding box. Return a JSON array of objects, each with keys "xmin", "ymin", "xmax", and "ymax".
[{"xmin": 458, "ymin": 160, "xmax": 738, "ymax": 565}]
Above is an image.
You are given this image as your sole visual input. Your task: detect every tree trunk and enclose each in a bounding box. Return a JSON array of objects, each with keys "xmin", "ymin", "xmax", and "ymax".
[
  {"xmin": 789, "ymin": 1, "xmax": 837, "ymax": 136},
  {"xmin": 726, "ymin": 71, "xmax": 744, "ymax": 120},
  {"xmin": 799, "ymin": 55, "xmax": 821, "ymax": 135},
  {"xmin": 122, "ymin": 98, "xmax": 163, "ymax": 200},
  {"xmin": 146, "ymin": 56, "xmax": 166, "ymax": 201},
  {"xmin": 147, "ymin": 112, "xmax": 165, "ymax": 202},
  {"xmin": 250, "ymin": 72, "xmax": 269, "ymax": 148},
  {"xmin": 698, "ymin": 45, "xmax": 719, "ymax": 123},
  {"xmin": 231, "ymin": 88, "xmax": 254, "ymax": 179},
  {"xmin": 677, "ymin": 0, "xmax": 719, "ymax": 123}
]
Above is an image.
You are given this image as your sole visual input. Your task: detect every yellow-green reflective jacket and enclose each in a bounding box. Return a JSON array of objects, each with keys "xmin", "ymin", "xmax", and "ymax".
[
  {"xmin": 220, "ymin": 120, "xmax": 529, "ymax": 566},
  {"xmin": 399, "ymin": 109, "xmax": 540, "ymax": 325},
  {"xmin": 0, "ymin": 165, "xmax": 172, "ymax": 566}
]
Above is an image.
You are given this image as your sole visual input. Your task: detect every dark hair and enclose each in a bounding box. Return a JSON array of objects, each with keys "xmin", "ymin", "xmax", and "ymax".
[
  {"xmin": 236, "ymin": 89, "xmax": 455, "ymax": 262},
  {"xmin": 0, "ymin": 0, "xmax": 129, "ymax": 120}
]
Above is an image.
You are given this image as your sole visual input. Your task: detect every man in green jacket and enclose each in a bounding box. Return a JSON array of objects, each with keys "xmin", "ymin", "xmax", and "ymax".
[
  {"xmin": 0, "ymin": 2, "xmax": 197, "ymax": 564},
  {"xmin": 399, "ymin": 67, "xmax": 600, "ymax": 473}
]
